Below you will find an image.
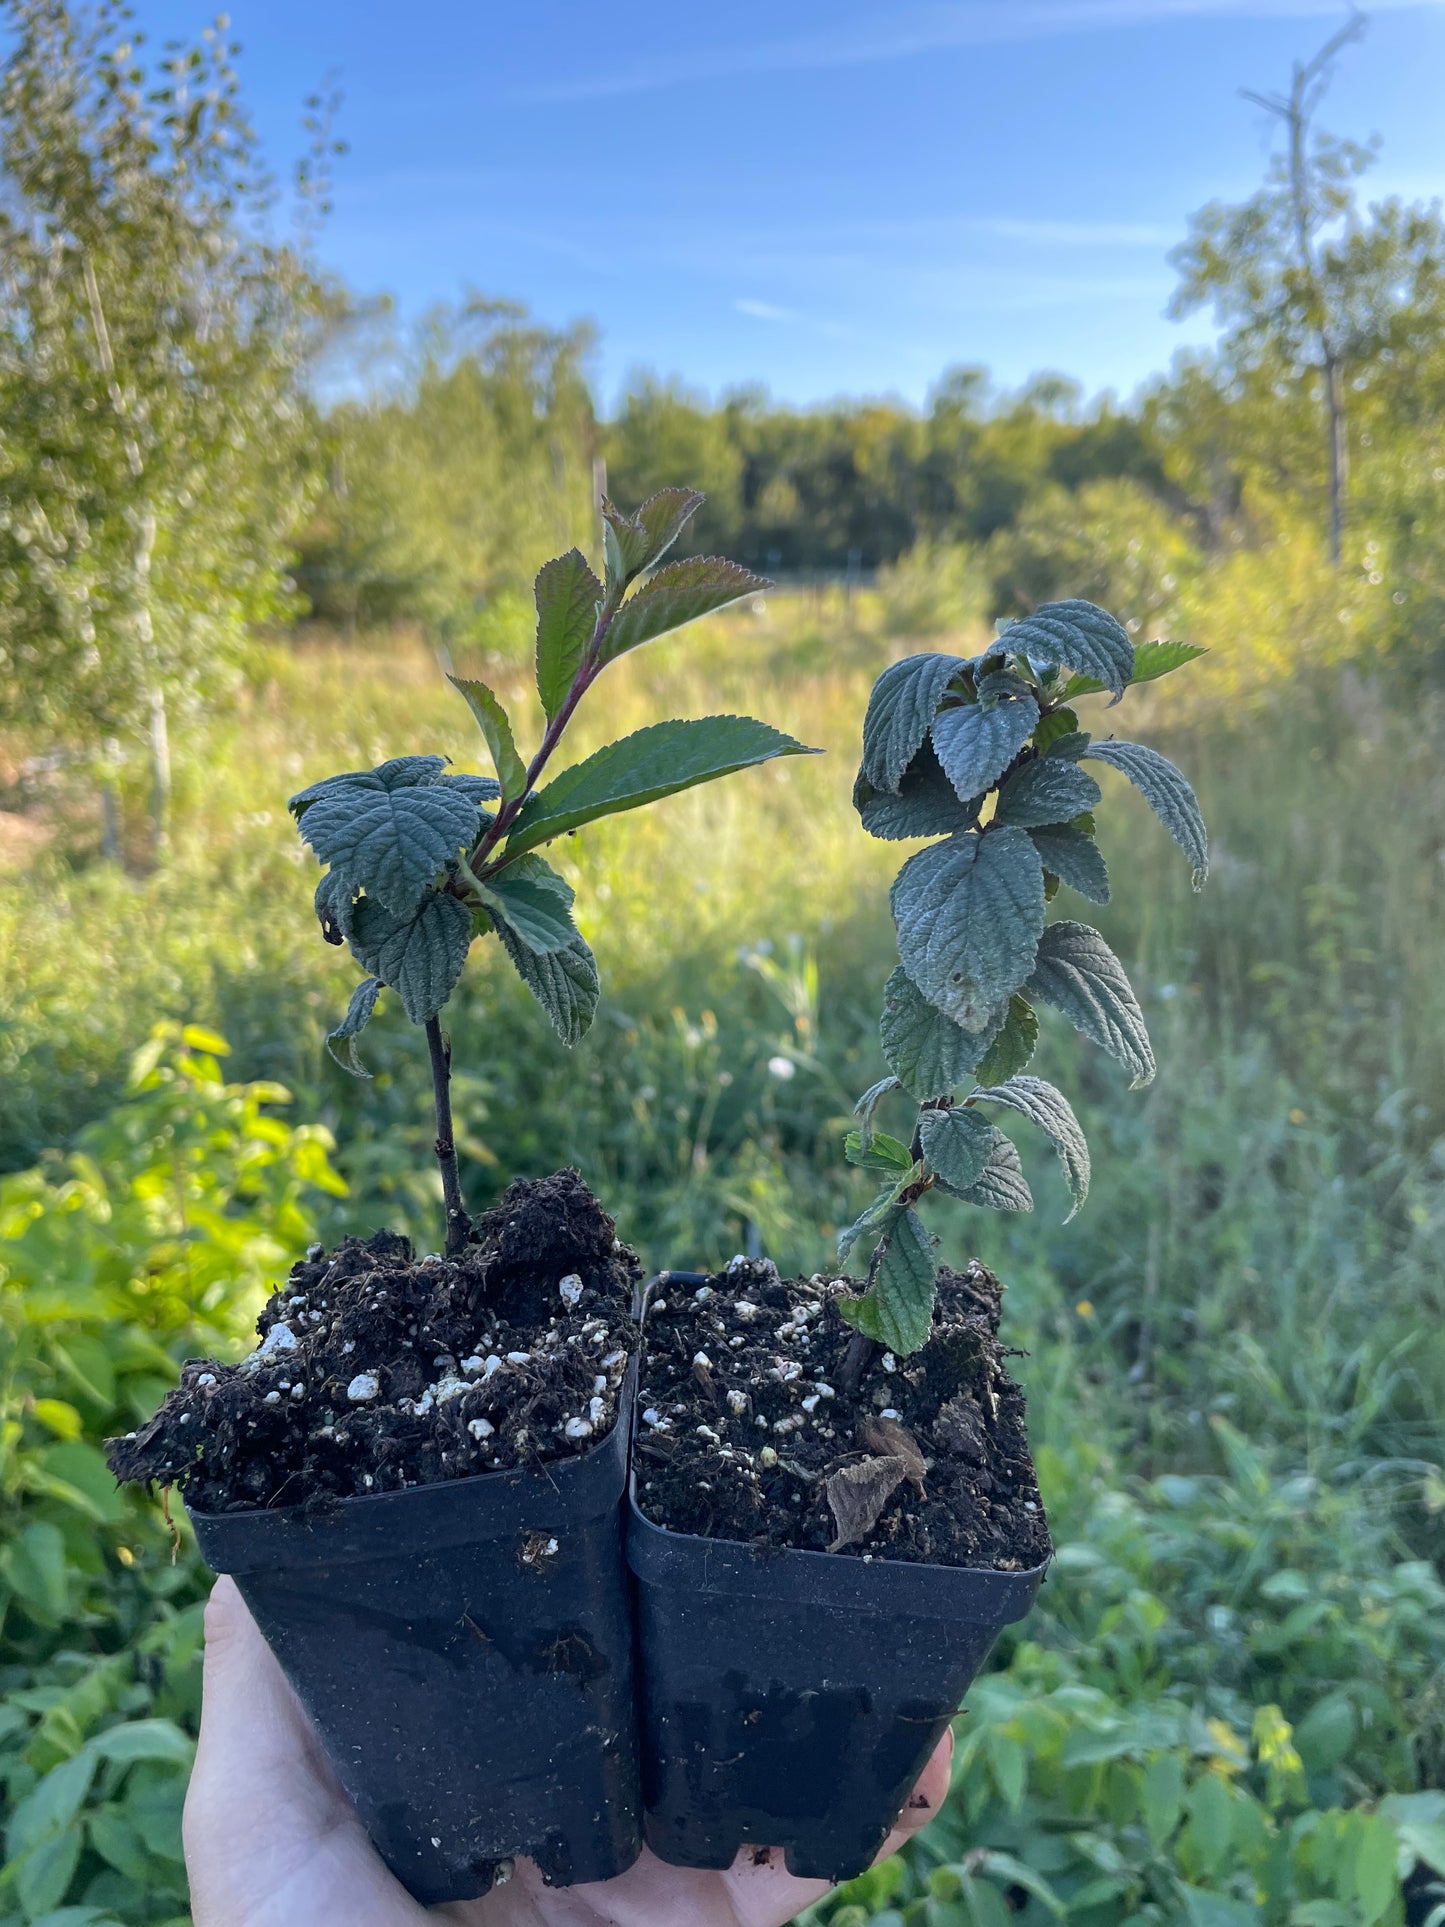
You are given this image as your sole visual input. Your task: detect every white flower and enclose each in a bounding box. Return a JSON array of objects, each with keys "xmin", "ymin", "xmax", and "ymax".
[{"xmin": 767, "ymin": 1055, "xmax": 796, "ymax": 1081}]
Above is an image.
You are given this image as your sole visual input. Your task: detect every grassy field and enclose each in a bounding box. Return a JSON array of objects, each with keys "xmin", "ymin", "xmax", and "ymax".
[{"xmin": 1, "ymin": 597, "xmax": 1443, "ymax": 1924}]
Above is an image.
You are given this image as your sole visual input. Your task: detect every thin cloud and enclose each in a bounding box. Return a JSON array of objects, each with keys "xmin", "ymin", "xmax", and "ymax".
[
  {"xmin": 734, "ymin": 298, "xmax": 806, "ymax": 322},
  {"xmin": 520, "ymin": 0, "xmax": 1443, "ymax": 103}
]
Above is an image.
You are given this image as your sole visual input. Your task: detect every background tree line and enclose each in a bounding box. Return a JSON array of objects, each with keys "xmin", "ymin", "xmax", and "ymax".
[{"xmin": 3, "ymin": 0, "xmax": 1443, "ymax": 828}]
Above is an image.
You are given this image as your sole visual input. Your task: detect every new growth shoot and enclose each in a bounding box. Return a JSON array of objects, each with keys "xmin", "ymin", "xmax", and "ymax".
[
  {"xmin": 290, "ymin": 488, "xmax": 816, "ymax": 1254},
  {"xmin": 839, "ymin": 601, "xmax": 1209, "ymax": 1359}
]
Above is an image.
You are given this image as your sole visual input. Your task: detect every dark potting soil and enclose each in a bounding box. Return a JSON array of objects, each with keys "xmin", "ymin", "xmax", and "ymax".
[
  {"xmin": 634, "ymin": 1258, "xmax": 1051, "ymax": 1570},
  {"xmin": 107, "ymin": 1171, "xmax": 639, "ymax": 1514}
]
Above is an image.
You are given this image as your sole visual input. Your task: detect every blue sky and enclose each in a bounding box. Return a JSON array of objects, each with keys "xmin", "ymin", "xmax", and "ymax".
[{"xmin": 147, "ymin": 0, "xmax": 1444, "ymax": 409}]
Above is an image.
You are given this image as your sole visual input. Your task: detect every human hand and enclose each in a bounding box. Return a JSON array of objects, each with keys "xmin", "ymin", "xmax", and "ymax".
[{"xmin": 186, "ymin": 1575, "xmax": 953, "ymax": 1927}]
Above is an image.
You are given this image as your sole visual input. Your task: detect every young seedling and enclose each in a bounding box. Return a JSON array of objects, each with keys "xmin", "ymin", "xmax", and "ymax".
[
  {"xmin": 839, "ymin": 600, "xmax": 1208, "ymax": 1362},
  {"xmin": 290, "ymin": 488, "xmax": 815, "ymax": 1255}
]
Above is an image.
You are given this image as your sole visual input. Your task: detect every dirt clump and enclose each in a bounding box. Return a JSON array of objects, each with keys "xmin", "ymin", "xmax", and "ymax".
[
  {"xmin": 108, "ymin": 1171, "xmax": 638, "ymax": 1514},
  {"xmin": 634, "ymin": 1257, "xmax": 1050, "ymax": 1570}
]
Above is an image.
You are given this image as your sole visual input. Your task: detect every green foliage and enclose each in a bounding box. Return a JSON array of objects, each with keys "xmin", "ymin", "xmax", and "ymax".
[
  {"xmin": 839, "ymin": 602, "xmax": 1206, "ymax": 1348},
  {"xmin": 0, "ymin": 1028, "xmax": 344, "ymax": 1923},
  {"xmin": 0, "ymin": 0, "xmax": 331, "ymax": 779},
  {"xmin": 289, "ymin": 489, "xmax": 814, "ymax": 1247},
  {"xmin": 296, "ymin": 299, "xmax": 597, "ymax": 640},
  {"xmin": 801, "ymin": 1424, "xmax": 1445, "ymax": 1927}
]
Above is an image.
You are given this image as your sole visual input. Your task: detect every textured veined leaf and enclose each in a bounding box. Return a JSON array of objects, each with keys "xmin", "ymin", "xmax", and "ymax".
[
  {"xmin": 853, "ymin": 1074, "xmax": 902, "ymax": 1145},
  {"xmin": 289, "ymin": 754, "xmax": 446, "ymax": 818},
  {"xmin": 601, "ymin": 556, "xmax": 769, "ymax": 663},
  {"xmin": 476, "ymin": 857, "xmax": 578, "ymax": 955},
  {"xmin": 853, "ymin": 738, "xmax": 980, "ymax": 841},
  {"xmin": 891, "ymin": 827, "xmax": 1045, "ymax": 1029},
  {"xmin": 314, "ymin": 868, "xmax": 360, "ymax": 946},
  {"xmin": 861, "ymin": 653, "xmax": 964, "ymax": 792},
  {"xmin": 439, "ymin": 772, "xmax": 502, "ymax": 807},
  {"xmin": 494, "ymin": 920, "xmax": 600, "ymax": 1046},
  {"xmin": 1041, "ymin": 729, "xmax": 1090, "ymax": 761},
  {"xmin": 1028, "ymin": 919, "xmax": 1156, "ymax": 1086},
  {"xmin": 505, "ymin": 715, "xmax": 816, "ymax": 856},
  {"xmin": 878, "ymin": 966, "xmax": 1007, "ymax": 1099},
  {"xmin": 994, "ymin": 600, "xmax": 1134, "ymax": 702},
  {"xmin": 844, "ymin": 1128, "xmax": 914, "ymax": 1174},
  {"xmin": 1061, "ymin": 638, "xmax": 1207, "ymax": 700},
  {"xmin": 1084, "ymin": 739, "xmax": 1208, "ymax": 888},
  {"xmin": 326, "ymin": 977, "xmax": 382, "ymax": 1078},
  {"xmin": 994, "ymin": 756, "xmax": 1101, "ymax": 829},
  {"xmin": 291, "ymin": 761, "xmax": 481, "ymax": 914},
  {"xmin": 534, "ymin": 548, "xmax": 603, "ymax": 720},
  {"xmin": 347, "ymin": 891, "xmax": 473, "ymax": 1025},
  {"xmin": 449, "ymin": 675, "xmax": 528, "ymax": 802},
  {"xmin": 839, "ymin": 1208, "xmax": 937, "ymax": 1355},
  {"xmin": 918, "ymin": 1104, "xmax": 994, "ymax": 1192},
  {"xmin": 930, "ymin": 686, "xmax": 1039, "ymax": 803},
  {"xmin": 1028, "ymin": 824, "xmax": 1110, "ymax": 904},
  {"xmin": 971, "ymin": 1073, "xmax": 1091, "ymax": 1217},
  {"xmin": 972, "ymin": 994, "xmax": 1040, "ymax": 1084},
  {"xmin": 602, "ymin": 487, "xmax": 706, "ymax": 584},
  {"xmin": 952, "ymin": 1129, "xmax": 1034, "ymax": 1212}
]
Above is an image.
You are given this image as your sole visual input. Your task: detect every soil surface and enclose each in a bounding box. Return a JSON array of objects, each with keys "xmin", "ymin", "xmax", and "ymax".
[
  {"xmin": 634, "ymin": 1258, "xmax": 1051, "ymax": 1570},
  {"xmin": 108, "ymin": 1172, "xmax": 639, "ymax": 1514}
]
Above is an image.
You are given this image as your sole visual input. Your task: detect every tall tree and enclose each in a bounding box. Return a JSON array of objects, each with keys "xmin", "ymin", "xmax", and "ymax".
[
  {"xmin": 1169, "ymin": 11, "xmax": 1445, "ymax": 567},
  {"xmin": 0, "ymin": 0, "xmax": 334, "ymax": 851}
]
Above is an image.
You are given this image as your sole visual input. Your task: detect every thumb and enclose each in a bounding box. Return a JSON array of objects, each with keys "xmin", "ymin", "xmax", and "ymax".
[{"xmin": 184, "ymin": 1576, "xmax": 367, "ymax": 1922}]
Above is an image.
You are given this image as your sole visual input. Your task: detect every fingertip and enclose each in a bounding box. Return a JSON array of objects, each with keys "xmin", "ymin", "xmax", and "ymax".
[{"xmin": 880, "ymin": 1727, "xmax": 956, "ymax": 1855}]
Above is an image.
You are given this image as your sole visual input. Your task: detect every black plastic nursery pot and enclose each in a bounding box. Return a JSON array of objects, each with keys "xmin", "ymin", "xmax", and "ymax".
[
  {"xmin": 189, "ymin": 1368, "xmax": 642, "ymax": 1905},
  {"xmin": 626, "ymin": 1272, "xmax": 1048, "ymax": 1884}
]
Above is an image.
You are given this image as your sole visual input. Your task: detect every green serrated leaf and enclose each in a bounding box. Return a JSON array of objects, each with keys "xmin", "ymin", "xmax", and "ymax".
[
  {"xmin": 994, "ymin": 757, "xmax": 1101, "ymax": 829},
  {"xmin": 347, "ymin": 891, "xmax": 473, "ymax": 1025},
  {"xmin": 891, "ymin": 827, "xmax": 1045, "ymax": 1029},
  {"xmin": 853, "ymin": 737, "xmax": 980, "ymax": 841},
  {"xmin": 1028, "ymin": 824, "xmax": 1110, "ymax": 904},
  {"xmin": 505, "ymin": 715, "xmax": 816, "ymax": 857},
  {"xmin": 879, "ymin": 966, "xmax": 1007, "ymax": 1100},
  {"xmin": 475, "ymin": 856, "xmax": 578, "ymax": 955},
  {"xmin": 1031, "ymin": 706, "xmax": 1081, "ymax": 754},
  {"xmin": 861, "ymin": 653, "xmax": 965, "ymax": 792},
  {"xmin": 494, "ymin": 920, "xmax": 600, "ymax": 1046},
  {"xmin": 602, "ymin": 487, "xmax": 706, "ymax": 586},
  {"xmin": 971, "ymin": 1073, "xmax": 1090, "ymax": 1217},
  {"xmin": 995, "ymin": 600, "xmax": 1134, "ymax": 703},
  {"xmin": 1064, "ymin": 637, "xmax": 1207, "ymax": 700},
  {"xmin": 1028, "ymin": 919, "xmax": 1155, "ymax": 1086},
  {"xmin": 534, "ymin": 549, "xmax": 603, "ymax": 721},
  {"xmin": 291, "ymin": 761, "xmax": 481, "ymax": 914},
  {"xmin": 845, "ymin": 1128, "xmax": 914, "ymax": 1174},
  {"xmin": 289, "ymin": 754, "xmax": 447, "ymax": 819},
  {"xmin": 973, "ymin": 994, "xmax": 1039, "ymax": 1084},
  {"xmin": 918, "ymin": 1104, "xmax": 994, "ymax": 1192},
  {"xmin": 838, "ymin": 1174, "xmax": 912, "ymax": 1263},
  {"xmin": 326, "ymin": 976, "xmax": 382, "ymax": 1077},
  {"xmin": 601, "ymin": 556, "xmax": 768, "ymax": 664},
  {"xmin": 952, "ymin": 1128, "xmax": 1034, "ymax": 1212},
  {"xmin": 449, "ymin": 675, "xmax": 528, "ymax": 804},
  {"xmin": 1084, "ymin": 739, "xmax": 1208, "ymax": 888},
  {"xmin": 438, "ymin": 772, "xmax": 502, "ymax": 808},
  {"xmin": 930, "ymin": 686, "xmax": 1039, "ymax": 802},
  {"xmin": 870, "ymin": 1208, "xmax": 938, "ymax": 1354}
]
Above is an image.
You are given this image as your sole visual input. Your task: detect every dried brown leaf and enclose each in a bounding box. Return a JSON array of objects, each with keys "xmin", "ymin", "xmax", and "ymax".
[
  {"xmin": 863, "ymin": 1415, "xmax": 930, "ymax": 1490},
  {"xmin": 826, "ymin": 1454, "xmax": 909, "ymax": 1551}
]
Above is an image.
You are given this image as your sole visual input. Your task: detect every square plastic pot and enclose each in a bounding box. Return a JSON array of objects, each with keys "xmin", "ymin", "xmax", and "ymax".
[
  {"xmin": 627, "ymin": 1403, "xmax": 1047, "ymax": 1880},
  {"xmin": 189, "ymin": 1369, "xmax": 642, "ymax": 1904}
]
